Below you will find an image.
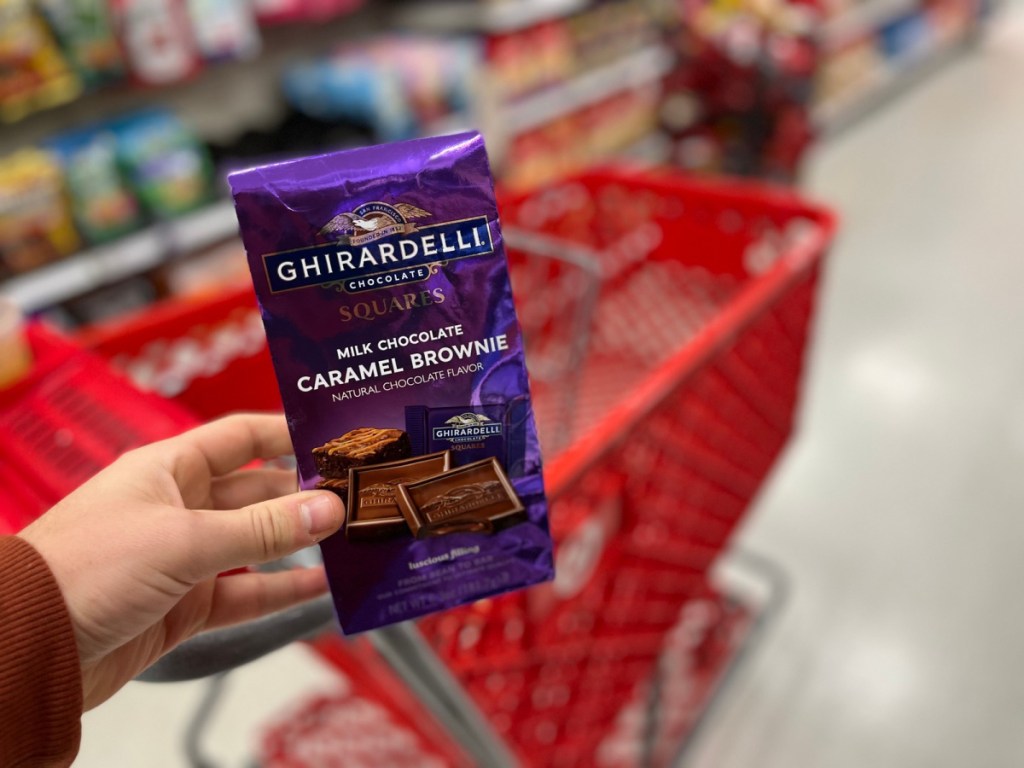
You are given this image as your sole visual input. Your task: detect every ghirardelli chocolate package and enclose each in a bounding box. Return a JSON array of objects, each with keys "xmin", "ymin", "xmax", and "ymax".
[{"xmin": 229, "ymin": 132, "xmax": 553, "ymax": 633}]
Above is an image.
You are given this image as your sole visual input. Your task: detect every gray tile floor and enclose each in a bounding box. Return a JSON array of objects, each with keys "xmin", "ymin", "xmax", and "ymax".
[
  {"xmin": 78, "ymin": 9, "xmax": 1024, "ymax": 766},
  {"xmin": 686, "ymin": 9, "xmax": 1024, "ymax": 767}
]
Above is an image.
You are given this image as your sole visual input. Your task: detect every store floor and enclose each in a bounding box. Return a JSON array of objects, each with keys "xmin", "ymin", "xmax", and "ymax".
[
  {"xmin": 77, "ymin": 9, "xmax": 1024, "ymax": 768},
  {"xmin": 686, "ymin": 8, "xmax": 1024, "ymax": 768}
]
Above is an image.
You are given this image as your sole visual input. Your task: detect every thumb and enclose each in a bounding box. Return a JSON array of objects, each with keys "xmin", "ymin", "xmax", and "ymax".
[{"xmin": 190, "ymin": 491, "xmax": 344, "ymax": 577}]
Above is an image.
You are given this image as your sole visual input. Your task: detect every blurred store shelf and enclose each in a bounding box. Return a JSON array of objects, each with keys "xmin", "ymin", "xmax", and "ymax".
[
  {"xmin": 619, "ymin": 132, "xmax": 674, "ymax": 164},
  {"xmin": 0, "ymin": 14, "xmax": 380, "ymax": 154},
  {"xmin": 503, "ymin": 45, "xmax": 674, "ymax": 137},
  {"xmin": 0, "ymin": 201, "xmax": 237, "ymax": 313},
  {"xmin": 3, "ymin": 63, "xmax": 670, "ymax": 316},
  {"xmin": 165, "ymin": 200, "xmax": 239, "ymax": 254}
]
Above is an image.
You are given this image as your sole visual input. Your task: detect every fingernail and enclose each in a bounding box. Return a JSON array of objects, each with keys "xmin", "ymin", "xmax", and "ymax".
[{"xmin": 300, "ymin": 494, "xmax": 339, "ymax": 536}]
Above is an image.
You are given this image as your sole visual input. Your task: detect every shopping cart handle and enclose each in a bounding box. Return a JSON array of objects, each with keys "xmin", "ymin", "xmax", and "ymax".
[{"xmin": 136, "ymin": 594, "xmax": 338, "ymax": 683}]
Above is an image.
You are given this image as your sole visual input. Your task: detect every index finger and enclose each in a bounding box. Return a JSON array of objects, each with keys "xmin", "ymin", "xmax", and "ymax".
[{"xmin": 159, "ymin": 413, "xmax": 294, "ymax": 479}]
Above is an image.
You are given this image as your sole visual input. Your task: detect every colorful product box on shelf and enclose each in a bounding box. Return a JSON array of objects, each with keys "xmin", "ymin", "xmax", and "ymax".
[
  {"xmin": 0, "ymin": 0, "xmax": 82, "ymax": 123},
  {"xmin": 110, "ymin": 0, "xmax": 203, "ymax": 86},
  {"xmin": 485, "ymin": 0, "xmax": 661, "ymax": 103},
  {"xmin": 283, "ymin": 36, "xmax": 479, "ymax": 142},
  {"xmin": 504, "ymin": 85, "xmax": 660, "ymax": 191},
  {"xmin": 46, "ymin": 126, "xmax": 146, "ymax": 244},
  {"xmin": 186, "ymin": 0, "xmax": 262, "ymax": 61},
  {"xmin": 0, "ymin": 149, "xmax": 80, "ymax": 277},
  {"xmin": 229, "ymin": 132, "xmax": 553, "ymax": 634},
  {"xmin": 111, "ymin": 109, "xmax": 214, "ymax": 217},
  {"xmin": 36, "ymin": 0, "xmax": 125, "ymax": 87}
]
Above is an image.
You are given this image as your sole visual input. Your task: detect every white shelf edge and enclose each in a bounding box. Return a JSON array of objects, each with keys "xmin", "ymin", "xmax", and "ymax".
[
  {"xmin": 170, "ymin": 199, "xmax": 239, "ymax": 253},
  {"xmin": 504, "ymin": 45, "xmax": 674, "ymax": 137},
  {"xmin": 0, "ymin": 43, "xmax": 673, "ymax": 314},
  {"xmin": 392, "ymin": 0, "xmax": 589, "ymax": 33},
  {"xmin": 422, "ymin": 112, "xmax": 476, "ymax": 137}
]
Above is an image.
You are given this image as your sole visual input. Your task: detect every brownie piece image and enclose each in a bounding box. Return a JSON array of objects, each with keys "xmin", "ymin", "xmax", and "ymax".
[
  {"xmin": 315, "ymin": 476, "xmax": 350, "ymax": 498},
  {"xmin": 344, "ymin": 451, "xmax": 450, "ymax": 541},
  {"xmin": 313, "ymin": 427, "xmax": 412, "ymax": 477}
]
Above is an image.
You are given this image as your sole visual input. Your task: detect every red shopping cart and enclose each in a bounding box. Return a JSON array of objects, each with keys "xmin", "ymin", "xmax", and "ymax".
[
  {"xmin": 1, "ymin": 166, "xmax": 834, "ymax": 767},
  {"xmin": 0, "ymin": 324, "xmax": 197, "ymax": 529},
  {"xmin": 77, "ymin": 284, "xmax": 282, "ymax": 420},
  {"xmin": 412, "ymin": 167, "xmax": 835, "ymax": 767}
]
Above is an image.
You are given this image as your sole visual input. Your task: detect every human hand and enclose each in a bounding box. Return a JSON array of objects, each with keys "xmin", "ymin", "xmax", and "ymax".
[{"xmin": 18, "ymin": 413, "xmax": 343, "ymax": 711}]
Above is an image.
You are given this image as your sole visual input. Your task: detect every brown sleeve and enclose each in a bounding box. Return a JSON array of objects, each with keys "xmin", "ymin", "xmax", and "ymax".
[{"xmin": 0, "ymin": 536, "xmax": 83, "ymax": 768}]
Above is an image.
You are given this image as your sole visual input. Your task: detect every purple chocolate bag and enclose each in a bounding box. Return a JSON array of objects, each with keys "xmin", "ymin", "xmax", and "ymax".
[{"xmin": 229, "ymin": 132, "xmax": 553, "ymax": 633}]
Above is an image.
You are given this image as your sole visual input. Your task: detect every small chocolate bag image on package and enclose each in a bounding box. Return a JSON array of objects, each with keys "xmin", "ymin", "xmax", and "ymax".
[{"xmin": 229, "ymin": 132, "xmax": 553, "ymax": 633}]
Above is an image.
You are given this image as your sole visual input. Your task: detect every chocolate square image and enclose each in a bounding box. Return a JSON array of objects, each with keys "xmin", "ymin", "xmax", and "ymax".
[
  {"xmin": 396, "ymin": 457, "xmax": 526, "ymax": 539},
  {"xmin": 344, "ymin": 451, "xmax": 450, "ymax": 541}
]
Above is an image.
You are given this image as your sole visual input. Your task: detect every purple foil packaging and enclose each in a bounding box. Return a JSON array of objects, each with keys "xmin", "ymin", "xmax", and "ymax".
[{"xmin": 229, "ymin": 132, "xmax": 553, "ymax": 633}]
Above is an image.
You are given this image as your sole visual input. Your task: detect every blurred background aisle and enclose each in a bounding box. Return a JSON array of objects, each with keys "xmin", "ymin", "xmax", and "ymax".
[
  {"xmin": 689, "ymin": 6, "xmax": 1024, "ymax": 765},
  {"xmin": 3, "ymin": 0, "xmax": 1023, "ymax": 765}
]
